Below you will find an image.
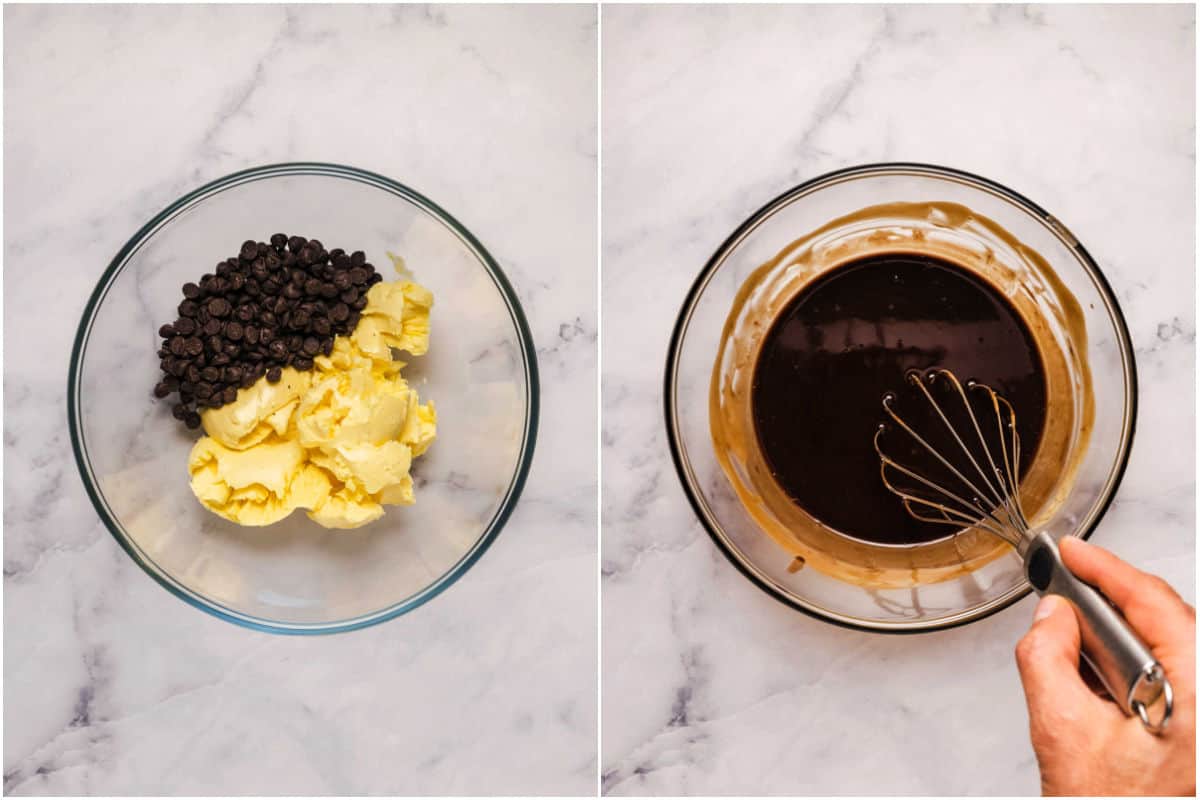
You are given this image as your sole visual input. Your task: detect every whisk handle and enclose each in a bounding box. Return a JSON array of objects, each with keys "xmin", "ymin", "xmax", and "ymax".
[{"xmin": 1024, "ymin": 532, "xmax": 1173, "ymax": 734}]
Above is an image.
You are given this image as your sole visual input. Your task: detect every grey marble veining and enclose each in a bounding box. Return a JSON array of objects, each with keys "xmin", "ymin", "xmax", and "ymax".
[
  {"xmin": 601, "ymin": 5, "xmax": 1194, "ymax": 796},
  {"xmin": 4, "ymin": 4, "xmax": 596, "ymax": 796}
]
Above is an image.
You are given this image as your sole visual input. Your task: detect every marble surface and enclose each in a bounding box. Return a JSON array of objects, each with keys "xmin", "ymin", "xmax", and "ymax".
[
  {"xmin": 601, "ymin": 5, "xmax": 1194, "ymax": 796},
  {"xmin": 4, "ymin": 4, "xmax": 596, "ymax": 796}
]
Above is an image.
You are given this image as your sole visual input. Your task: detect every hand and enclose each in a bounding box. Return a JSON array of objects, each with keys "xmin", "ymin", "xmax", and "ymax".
[{"xmin": 1015, "ymin": 537, "xmax": 1195, "ymax": 796}]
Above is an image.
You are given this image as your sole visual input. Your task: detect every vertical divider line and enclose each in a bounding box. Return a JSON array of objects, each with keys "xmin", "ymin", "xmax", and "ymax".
[{"xmin": 595, "ymin": 1, "xmax": 604, "ymax": 796}]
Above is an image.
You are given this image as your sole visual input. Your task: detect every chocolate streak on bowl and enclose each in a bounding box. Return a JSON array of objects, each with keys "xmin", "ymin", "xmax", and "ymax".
[{"xmin": 710, "ymin": 201, "xmax": 1094, "ymax": 589}]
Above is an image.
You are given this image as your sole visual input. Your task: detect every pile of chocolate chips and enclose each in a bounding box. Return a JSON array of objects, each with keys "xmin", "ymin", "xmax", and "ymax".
[{"xmin": 154, "ymin": 234, "xmax": 384, "ymax": 429}]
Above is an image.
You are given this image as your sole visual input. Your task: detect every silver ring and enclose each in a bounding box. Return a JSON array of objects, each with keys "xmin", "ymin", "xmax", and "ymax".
[{"xmin": 1133, "ymin": 676, "xmax": 1174, "ymax": 735}]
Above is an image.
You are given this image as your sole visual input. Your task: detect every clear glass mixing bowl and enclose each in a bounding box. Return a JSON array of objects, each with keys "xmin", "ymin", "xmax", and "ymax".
[
  {"xmin": 665, "ymin": 163, "xmax": 1136, "ymax": 632},
  {"xmin": 69, "ymin": 163, "xmax": 538, "ymax": 634}
]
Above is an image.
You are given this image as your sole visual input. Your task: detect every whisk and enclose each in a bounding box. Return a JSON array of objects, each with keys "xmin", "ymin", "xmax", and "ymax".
[{"xmin": 874, "ymin": 368, "xmax": 1173, "ymax": 734}]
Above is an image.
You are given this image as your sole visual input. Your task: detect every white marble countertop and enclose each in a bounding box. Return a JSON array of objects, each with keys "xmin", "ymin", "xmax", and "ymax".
[
  {"xmin": 4, "ymin": 5, "xmax": 596, "ymax": 796},
  {"xmin": 601, "ymin": 5, "xmax": 1194, "ymax": 796}
]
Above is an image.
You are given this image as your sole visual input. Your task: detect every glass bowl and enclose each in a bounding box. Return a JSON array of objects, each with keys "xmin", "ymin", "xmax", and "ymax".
[
  {"xmin": 69, "ymin": 163, "xmax": 539, "ymax": 634},
  {"xmin": 665, "ymin": 163, "xmax": 1136, "ymax": 632}
]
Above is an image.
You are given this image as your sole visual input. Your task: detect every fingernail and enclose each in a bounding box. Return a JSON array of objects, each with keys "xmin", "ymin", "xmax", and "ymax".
[{"xmin": 1033, "ymin": 595, "xmax": 1059, "ymax": 622}]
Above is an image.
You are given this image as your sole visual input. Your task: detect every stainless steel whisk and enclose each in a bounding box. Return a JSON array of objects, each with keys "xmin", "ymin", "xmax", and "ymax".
[{"xmin": 874, "ymin": 368, "xmax": 1173, "ymax": 734}]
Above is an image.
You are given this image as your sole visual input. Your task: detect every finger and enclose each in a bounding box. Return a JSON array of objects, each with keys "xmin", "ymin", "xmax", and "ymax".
[
  {"xmin": 1015, "ymin": 594, "xmax": 1112, "ymax": 729},
  {"xmin": 1059, "ymin": 537, "xmax": 1194, "ymax": 650}
]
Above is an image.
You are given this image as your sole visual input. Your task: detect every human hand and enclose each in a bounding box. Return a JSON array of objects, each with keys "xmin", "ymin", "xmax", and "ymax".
[{"xmin": 1015, "ymin": 537, "xmax": 1195, "ymax": 796}]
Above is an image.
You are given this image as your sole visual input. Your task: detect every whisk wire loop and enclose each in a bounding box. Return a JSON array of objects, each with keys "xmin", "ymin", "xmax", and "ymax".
[{"xmin": 875, "ymin": 368, "xmax": 1030, "ymax": 547}]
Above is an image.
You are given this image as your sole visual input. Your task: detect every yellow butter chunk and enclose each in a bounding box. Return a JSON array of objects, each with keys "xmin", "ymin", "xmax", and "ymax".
[{"xmin": 187, "ymin": 271, "xmax": 436, "ymax": 530}]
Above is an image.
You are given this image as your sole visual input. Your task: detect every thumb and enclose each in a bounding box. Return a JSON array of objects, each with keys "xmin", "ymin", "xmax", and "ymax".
[{"xmin": 1015, "ymin": 595, "xmax": 1107, "ymax": 727}]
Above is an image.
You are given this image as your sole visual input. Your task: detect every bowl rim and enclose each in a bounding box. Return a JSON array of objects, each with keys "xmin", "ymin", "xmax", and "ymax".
[
  {"xmin": 663, "ymin": 161, "xmax": 1138, "ymax": 634},
  {"xmin": 67, "ymin": 161, "xmax": 540, "ymax": 635}
]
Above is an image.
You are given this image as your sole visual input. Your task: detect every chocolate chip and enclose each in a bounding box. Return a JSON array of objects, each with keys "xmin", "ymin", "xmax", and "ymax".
[{"xmin": 155, "ymin": 234, "xmax": 382, "ymax": 424}]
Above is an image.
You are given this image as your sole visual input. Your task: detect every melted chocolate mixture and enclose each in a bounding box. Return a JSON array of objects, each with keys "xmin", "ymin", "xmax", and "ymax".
[{"xmin": 751, "ymin": 253, "xmax": 1047, "ymax": 545}]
